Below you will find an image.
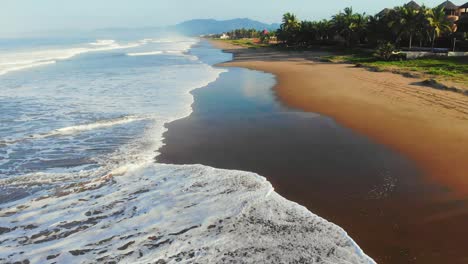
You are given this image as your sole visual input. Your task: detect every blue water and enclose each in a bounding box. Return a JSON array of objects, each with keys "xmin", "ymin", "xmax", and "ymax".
[{"xmin": 0, "ymin": 37, "xmax": 228, "ymax": 191}]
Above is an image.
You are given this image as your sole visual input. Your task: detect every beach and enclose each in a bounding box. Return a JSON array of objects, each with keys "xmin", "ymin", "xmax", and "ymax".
[
  {"xmin": 212, "ymin": 40, "xmax": 468, "ymax": 197},
  {"xmin": 159, "ymin": 40, "xmax": 468, "ymax": 263}
]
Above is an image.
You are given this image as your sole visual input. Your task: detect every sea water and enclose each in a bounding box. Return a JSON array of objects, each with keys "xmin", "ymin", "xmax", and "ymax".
[{"xmin": 0, "ymin": 36, "xmax": 375, "ymax": 263}]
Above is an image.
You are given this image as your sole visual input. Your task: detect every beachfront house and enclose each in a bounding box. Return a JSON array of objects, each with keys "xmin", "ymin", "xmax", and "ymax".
[
  {"xmin": 460, "ymin": 2, "xmax": 468, "ymax": 16},
  {"xmin": 439, "ymin": 1, "xmax": 461, "ymax": 21},
  {"xmin": 379, "ymin": 1, "xmax": 468, "ymax": 31},
  {"xmin": 220, "ymin": 33, "xmax": 230, "ymax": 40},
  {"xmin": 405, "ymin": 1, "xmax": 422, "ymax": 9},
  {"xmin": 374, "ymin": 1, "xmax": 468, "ymax": 52},
  {"xmin": 378, "ymin": 1, "xmax": 468, "ymax": 34}
]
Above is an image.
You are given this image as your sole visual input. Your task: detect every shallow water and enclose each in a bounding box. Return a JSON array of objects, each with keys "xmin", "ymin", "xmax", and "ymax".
[{"xmin": 158, "ymin": 52, "xmax": 468, "ymax": 263}]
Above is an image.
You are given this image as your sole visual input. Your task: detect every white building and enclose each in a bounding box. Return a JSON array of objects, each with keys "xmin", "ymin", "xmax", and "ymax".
[{"xmin": 220, "ymin": 33, "xmax": 230, "ymax": 40}]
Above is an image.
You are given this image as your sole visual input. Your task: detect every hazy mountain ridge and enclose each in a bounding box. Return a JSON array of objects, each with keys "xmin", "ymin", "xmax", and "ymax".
[
  {"xmin": 80, "ymin": 18, "xmax": 279, "ymax": 39},
  {"xmin": 170, "ymin": 18, "xmax": 280, "ymax": 36}
]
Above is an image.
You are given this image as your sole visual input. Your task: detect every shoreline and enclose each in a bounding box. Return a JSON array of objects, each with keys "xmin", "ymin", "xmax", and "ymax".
[
  {"xmin": 0, "ymin": 38, "xmax": 376, "ymax": 264},
  {"xmin": 157, "ymin": 39, "xmax": 468, "ymax": 263},
  {"xmin": 210, "ymin": 39, "xmax": 468, "ymax": 197},
  {"xmin": 160, "ymin": 40, "xmax": 461, "ymax": 263}
]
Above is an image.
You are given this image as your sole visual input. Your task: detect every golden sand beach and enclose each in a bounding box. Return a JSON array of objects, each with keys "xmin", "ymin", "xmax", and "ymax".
[
  {"xmin": 212, "ymin": 40, "xmax": 468, "ymax": 197},
  {"xmin": 205, "ymin": 39, "xmax": 468, "ymax": 263}
]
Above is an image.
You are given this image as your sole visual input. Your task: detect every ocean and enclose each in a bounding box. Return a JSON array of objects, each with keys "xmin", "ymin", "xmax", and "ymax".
[{"xmin": 0, "ymin": 36, "xmax": 374, "ymax": 263}]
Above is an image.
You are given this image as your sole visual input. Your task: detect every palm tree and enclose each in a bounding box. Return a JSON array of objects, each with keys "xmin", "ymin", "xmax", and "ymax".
[
  {"xmin": 299, "ymin": 21, "xmax": 317, "ymax": 46},
  {"xmin": 332, "ymin": 7, "xmax": 368, "ymax": 46},
  {"xmin": 316, "ymin": 19, "xmax": 332, "ymax": 41},
  {"xmin": 332, "ymin": 7, "xmax": 355, "ymax": 46},
  {"xmin": 390, "ymin": 6, "xmax": 421, "ymax": 49},
  {"xmin": 282, "ymin": 13, "xmax": 300, "ymax": 31},
  {"xmin": 427, "ymin": 7, "xmax": 452, "ymax": 51},
  {"xmin": 278, "ymin": 13, "xmax": 301, "ymax": 45},
  {"xmin": 350, "ymin": 13, "xmax": 369, "ymax": 44}
]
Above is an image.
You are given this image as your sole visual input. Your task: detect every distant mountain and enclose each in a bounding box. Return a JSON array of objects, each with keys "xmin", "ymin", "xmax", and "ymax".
[
  {"xmin": 169, "ymin": 18, "xmax": 280, "ymax": 36},
  {"xmin": 86, "ymin": 18, "xmax": 279, "ymax": 39}
]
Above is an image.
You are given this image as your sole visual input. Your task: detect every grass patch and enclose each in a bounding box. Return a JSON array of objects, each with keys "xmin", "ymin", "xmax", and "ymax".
[
  {"xmin": 323, "ymin": 53, "xmax": 468, "ymax": 86},
  {"xmin": 217, "ymin": 38, "xmax": 270, "ymax": 49}
]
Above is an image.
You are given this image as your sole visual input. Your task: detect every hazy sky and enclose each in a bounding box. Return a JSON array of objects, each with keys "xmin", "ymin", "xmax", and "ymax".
[{"xmin": 0, "ymin": 0, "xmax": 454, "ymax": 37}]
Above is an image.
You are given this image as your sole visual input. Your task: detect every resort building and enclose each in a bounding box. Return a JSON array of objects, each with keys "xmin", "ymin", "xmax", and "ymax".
[
  {"xmin": 219, "ymin": 33, "xmax": 230, "ymax": 40},
  {"xmin": 460, "ymin": 2, "xmax": 468, "ymax": 16},
  {"xmin": 378, "ymin": 1, "xmax": 468, "ymax": 32},
  {"xmin": 439, "ymin": 1, "xmax": 461, "ymax": 22},
  {"xmin": 381, "ymin": 1, "xmax": 468, "ymax": 18},
  {"xmin": 405, "ymin": 1, "xmax": 422, "ymax": 10}
]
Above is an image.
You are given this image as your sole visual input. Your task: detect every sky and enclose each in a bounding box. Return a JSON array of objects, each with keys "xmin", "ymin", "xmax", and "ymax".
[{"xmin": 0, "ymin": 0, "xmax": 455, "ymax": 37}]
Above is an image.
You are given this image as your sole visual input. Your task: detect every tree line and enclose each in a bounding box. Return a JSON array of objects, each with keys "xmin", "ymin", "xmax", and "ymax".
[
  {"xmin": 276, "ymin": 5, "xmax": 467, "ymax": 50},
  {"xmin": 224, "ymin": 28, "xmax": 262, "ymax": 39}
]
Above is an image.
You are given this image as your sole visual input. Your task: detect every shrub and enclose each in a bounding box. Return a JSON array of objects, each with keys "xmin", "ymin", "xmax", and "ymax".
[
  {"xmin": 390, "ymin": 52, "xmax": 407, "ymax": 61},
  {"xmin": 375, "ymin": 42, "xmax": 397, "ymax": 61}
]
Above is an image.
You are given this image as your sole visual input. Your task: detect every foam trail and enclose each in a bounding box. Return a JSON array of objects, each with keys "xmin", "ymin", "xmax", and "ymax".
[
  {"xmin": 127, "ymin": 51, "xmax": 163, "ymax": 56},
  {"xmin": 2, "ymin": 116, "xmax": 146, "ymax": 145},
  {"xmin": 89, "ymin": 39, "xmax": 116, "ymax": 46},
  {"xmin": 126, "ymin": 50, "xmax": 198, "ymax": 61},
  {"xmin": 0, "ymin": 40, "xmax": 141, "ymax": 76},
  {"xmin": 0, "ymin": 163, "xmax": 375, "ymax": 264},
  {"xmin": 50, "ymin": 116, "xmax": 146, "ymax": 136},
  {"xmin": 0, "ymin": 60, "xmax": 56, "ymax": 76}
]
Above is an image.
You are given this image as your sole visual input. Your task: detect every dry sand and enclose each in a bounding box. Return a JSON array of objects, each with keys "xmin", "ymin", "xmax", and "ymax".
[{"xmin": 211, "ymin": 40, "xmax": 468, "ymax": 198}]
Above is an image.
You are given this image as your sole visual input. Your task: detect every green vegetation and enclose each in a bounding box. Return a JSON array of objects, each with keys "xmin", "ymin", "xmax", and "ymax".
[
  {"xmin": 215, "ymin": 3, "xmax": 468, "ymax": 50},
  {"xmin": 323, "ymin": 53, "xmax": 468, "ymax": 85},
  {"xmin": 223, "ymin": 28, "xmax": 261, "ymax": 39},
  {"xmin": 273, "ymin": 5, "xmax": 462, "ymax": 49},
  {"xmin": 213, "ymin": 3, "xmax": 468, "ymax": 88},
  {"xmin": 218, "ymin": 38, "xmax": 271, "ymax": 49}
]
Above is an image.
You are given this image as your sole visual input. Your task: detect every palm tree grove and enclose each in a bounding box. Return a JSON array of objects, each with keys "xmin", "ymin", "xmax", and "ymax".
[{"xmin": 218, "ymin": 2, "xmax": 468, "ymax": 54}]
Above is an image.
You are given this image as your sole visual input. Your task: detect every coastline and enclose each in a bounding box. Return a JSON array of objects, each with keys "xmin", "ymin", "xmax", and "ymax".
[
  {"xmin": 0, "ymin": 38, "xmax": 376, "ymax": 264},
  {"xmin": 157, "ymin": 39, "xmax": 468, "ymax": 263},
  {"xmin": 210, "ymin": 39, "xmax": 468, "ymax": 197}
]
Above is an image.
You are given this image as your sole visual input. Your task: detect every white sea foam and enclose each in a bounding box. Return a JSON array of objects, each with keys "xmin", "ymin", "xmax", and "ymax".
[
  {"xmin": 126, "ymin": 38, "xmax": 197, "ymax": 58},
  {"xmin": 0, "ymin": 60, "xmax": 57, "ymax": 76},
  {"xmin": 89, "ymin": 39, "xmax": 116, "ymax": 46},
  {"xmin": 127, "ymin": 51, "xmax": 163, "ymax": 56},
  {"xmin": 126, "ymin": 50, "xmax": 197, "ymax": 60},
  {"xmin": 0, "ymin": 116, "xmax": 147, "ymax": 146},
  {"xmin": 49, "ymin": 115, "xmax": 147, "ymax": 136},
  {"xmin": 0, "ymin": 40, "xmax": 141, "ymax": 76},
  {"xmin": 0, "ymin": 163, "xmax": 375, "ymax": 264}
]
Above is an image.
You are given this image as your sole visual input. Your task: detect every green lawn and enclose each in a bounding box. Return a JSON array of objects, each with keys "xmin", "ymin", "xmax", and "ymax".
[
  {"xmin": 216, "ymin": 38, "xmax": 270, "ymax": 49},
  {"xmin": 322, "ymin": 53, "xmax": 468, "ymax": 86}
]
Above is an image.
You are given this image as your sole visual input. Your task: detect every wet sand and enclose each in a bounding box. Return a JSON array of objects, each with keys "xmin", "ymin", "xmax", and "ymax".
[{"xmin": 159, "ymin": 41, "xmax": 468, "ymax": 263}]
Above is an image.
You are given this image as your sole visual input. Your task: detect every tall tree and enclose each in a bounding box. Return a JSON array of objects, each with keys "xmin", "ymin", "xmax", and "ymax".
[
  {"xmin": 390, "ymin": 6, "xmax": 421, "ymax": 49},
  {"xmin": 332, "ymin": 7, "xmax": 368, "ymax": 46},
  {"xmin": 427, "ymin": 6, "xmax": 452, "ymax": 50},
  {"xmin": 350, "ymin": 13, "xmax": 369, "ymax": 44},
  {"xmin": 278, "ymin": 13, "xmax": 301, "ymax": 45},
  {"xmin": 332, "ymin": 7, "xmax": 355, "ymax": 46}
]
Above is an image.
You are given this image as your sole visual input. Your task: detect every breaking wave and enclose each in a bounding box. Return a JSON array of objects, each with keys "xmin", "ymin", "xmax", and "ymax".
[
  {"xmin": 44, "ymin": 115, "xmax": 147, "ymax": 137},
  {"xmin": 127, "ymin": 51, "xmax": 163, "ymax": 56},
  {"xmin": 1, "ymin": 116, "xmax": 147, "ymax": 146},
  {"xmin": 0, "ymin": 39, "xmax": 141, "ymax": 76}
]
